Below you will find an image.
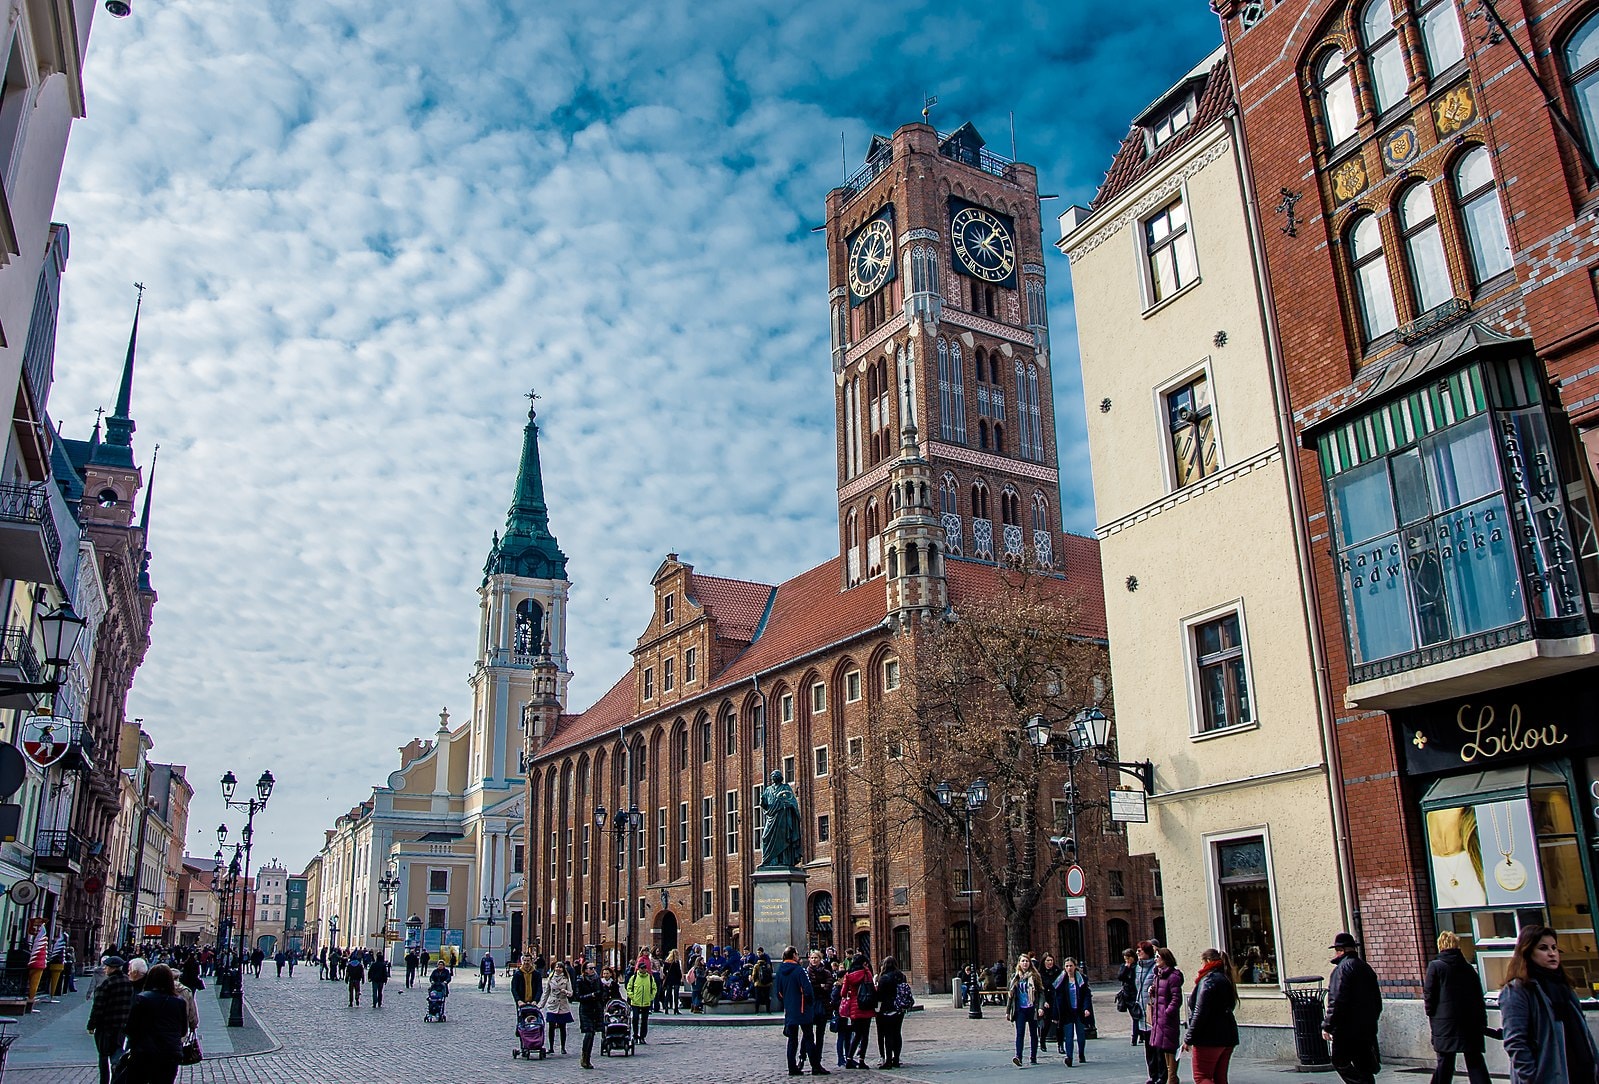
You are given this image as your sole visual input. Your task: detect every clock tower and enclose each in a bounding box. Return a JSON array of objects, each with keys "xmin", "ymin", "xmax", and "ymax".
[{"xmin": 825, "ymin": 121, "xmax": 1061, "ymax": 590}]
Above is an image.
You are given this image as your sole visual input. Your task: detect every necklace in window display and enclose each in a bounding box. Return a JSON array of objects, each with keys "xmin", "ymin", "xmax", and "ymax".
[{"xmin": 1489, "ymin": 803, "xmax": 1528, "ymax": 892}]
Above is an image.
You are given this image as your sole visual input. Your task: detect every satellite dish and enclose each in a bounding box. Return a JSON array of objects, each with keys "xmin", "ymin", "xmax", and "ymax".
[{"xmin": 9, "ymin": 880, "xmax": 38, "ymax": 905}]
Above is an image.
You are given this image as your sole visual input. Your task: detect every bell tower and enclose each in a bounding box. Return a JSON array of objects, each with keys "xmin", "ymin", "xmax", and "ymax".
[
  {"xmin": 473, "ymin": 394, "xmax": 571, "ymax": 789},
  {"xmin": 825, "ymin": 121, "xmax": 1062, "ymax": 590}
]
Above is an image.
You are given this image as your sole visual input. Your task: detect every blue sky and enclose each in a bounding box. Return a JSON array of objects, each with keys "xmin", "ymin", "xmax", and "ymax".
[{"xmin": 47, "ymin": 0, "xmax": 1221, "ymax": 870}]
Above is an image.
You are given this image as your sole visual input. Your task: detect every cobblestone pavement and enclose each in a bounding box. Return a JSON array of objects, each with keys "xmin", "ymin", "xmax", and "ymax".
[{"xmin": 6, "ymin": 972, "xmax": 1410, "ymax": 1083}]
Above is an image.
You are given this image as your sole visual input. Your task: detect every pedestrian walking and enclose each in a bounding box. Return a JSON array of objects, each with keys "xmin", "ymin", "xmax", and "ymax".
[
  {"xmin": 274, "ymin": 950, "xmax": 286, "ymax": 979},
  {"xmin": 801, "ymin": 950, "xmax": 832, "ymax": 1076},
  {"xmin": 480, "ymin": 951, "xmax": 496, "ymax": 992},
  {"xmin": 776, "ymin": 946, "xmax": 813, "ymax": 1075},
  {"xmin": 123, "ymin": 963, "xmax": 188, "ymax": 1084},
  {"xmin": 540, "ymin": 958, "xmax": 574, "ymax": 1055},
  {"xmin": 249, "ymin": 947, "xmax": 264, "ymax": 978},
  {"xmin": 403, "ymin": 948, "xmax": 416, "ymax": 988},
  {"xmin": 1054, "ymin": 956, "xmax": 1093, "ymax": 1064},
  {"xmin": 369, "ymin": 954, "xmax": 389, "ymax": 1008},
  {"xmin": 1007, "ymin": 955, "xmax": 1044, "ymax": 1067},
  {"xmin": 1322, "ymin": 932, "xmax": 1382, "ymax": 1084},
  {"xmin": 689, "ymin": 953, "xmax": 706, "ymax": 1013},
  {"xmin": 1183, "ymin": 949, "xmax": 1239, "ymax": 1084},
  {"xmin": 1499, "ymin": 924, "xmax": 1598, "ymax": 1084},
  {"xmin": 1037, "ymin": 953, "xmax": 1060, "ymax": 1050},
  {"xmin": 873, "ymin": 955, "xmax": 908, "ymax": 1069},
  {"xmin": 575, "ymin": 960, "xmax": 604, "ymax": 1070},
  {"xmin": 65, "ymin": 944, "xmax": 78, "ymax": 992},
  {"xmin": 626, "ymin": 954, "xmax": 657, "ymax": 1043},
  {"xmin": 1148, "ymin": 948, "xmax": 1185, "ymax": 1084},
  {"xmin": 1134, "ymin": 942, "xmax": 1161, "ymax": 1075},
  {"xmin": 287, "ymin": 951, "xmax": 296, "ymax": 977},
  {"xmin": 661, "ymin": 948, "xmax": 683, "ymax": 1014},
  {"xmin": 345, "ymin": 952, "xmax": 365, "ymax": 1007},
  {"xmin": 86, "ymin": 956, "xmax": 133, "ymax": 1084},
  {"xmin": 1424, "ymin": 931, "xmax": 1490, "ymax": 1084},
  {"xmin": 513, "ymin": 954, "xmax": 542, "ymax": 1005},
  {"xmin": 840, "ymin": 953, "xmax": 875, "ymax": 1069}
]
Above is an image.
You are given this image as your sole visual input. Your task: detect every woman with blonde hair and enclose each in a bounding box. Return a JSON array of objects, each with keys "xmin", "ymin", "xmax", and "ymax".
[
  {"xmin": 1425, "ymin": 930, "xmax": 1489, "ymax": 1084},
  {"xmin": 1182, "ymin": 949, "xmax": 1238, "ymax": 1084},
  {"xmin": 1006, "ymin": 955, "xmax": 1045, "ymax": 1066}
]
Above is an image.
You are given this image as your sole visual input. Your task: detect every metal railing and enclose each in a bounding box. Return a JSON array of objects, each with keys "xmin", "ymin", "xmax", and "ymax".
[
  {"xmin": 0, "ymin": 481, "xmax": 61, "ymax": 568},
  {"xmin": 842, "ymin": 148, "xmax": 893, "ymax": 199},
  {"xmin": 35, "ymin": 829, "xmax": 83, "ymax": 864},
  {"xmin": 938, "ymin": 135, "xmax": 1014, "ymax": 180},
  {"xmin": 1397, "ymin": 297, "xmax": 1472, "ymax": 344},
  {"xmin": 0, "ymin": 626, "xmax": 40, "ymax": 684}
]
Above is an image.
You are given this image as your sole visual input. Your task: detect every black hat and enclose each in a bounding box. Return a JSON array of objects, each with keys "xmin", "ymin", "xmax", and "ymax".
[
  {"xmin": 101, "ymin": 955, "xmax": 126, "ymax": 970},
  {"xmin": 1329, "ymin": 932, "xmax": 1360, "ymax": 951}
]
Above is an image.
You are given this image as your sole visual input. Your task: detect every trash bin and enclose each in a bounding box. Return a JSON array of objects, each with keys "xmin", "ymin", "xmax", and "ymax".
[{"xmin": 1283, "ymin": 975, "xmax": 1332, "ymax": 1071}]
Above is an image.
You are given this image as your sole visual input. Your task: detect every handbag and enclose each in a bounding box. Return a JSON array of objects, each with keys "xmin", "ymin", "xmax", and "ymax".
[
  {"xmin": 111, "ymin": 1051, "xmax": 137, "ymax": 1084},
  {"xmin": 180, "ymin": 1030, "xmax": 203, "ymax": 1065}
]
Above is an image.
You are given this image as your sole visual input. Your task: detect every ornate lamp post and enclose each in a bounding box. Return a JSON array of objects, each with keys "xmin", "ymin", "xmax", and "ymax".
[
  {"xmin": 378, "ymin": 865, "xmax": 400, "ymax": 960},
  {"xmin": 221, "ymin": 768, "xmax": 274, "ymax": 1028},
  {"xmin": 934, "ymin": 777, "xmax": 989, "ymax": 1019}
]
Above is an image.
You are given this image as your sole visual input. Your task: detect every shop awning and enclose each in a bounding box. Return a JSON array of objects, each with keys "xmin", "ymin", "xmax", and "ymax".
[{"xmin": 1421, "ymin": 765, "xmax": 1564, "ymax": 807}]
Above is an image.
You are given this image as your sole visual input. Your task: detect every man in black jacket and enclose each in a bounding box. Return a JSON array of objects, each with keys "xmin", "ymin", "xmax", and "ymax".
[
  {"xmin": 369, "ymin": 954, "xmax": 390, "ymax": 1008},
  {"xmin": 86, "ymin": 956, "xmax": 133, "ymax": 1084},
  {"xmin": 1322, "ymin": 932, "xmax": 1382, "ymax": 1084},
  {"xmin": 346, "ymin": 952, "xmax": 365, "ymax": 1006}
]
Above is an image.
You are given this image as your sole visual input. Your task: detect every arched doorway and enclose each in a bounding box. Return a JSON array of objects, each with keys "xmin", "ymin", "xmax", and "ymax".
[
  {"xmin": 510, "ymin": 911, "xmax": 524, "ymax": 959},
  {"xmin": 1058, "ymin": 919, "xmax": 1084, "ymax": 964},
  {"xmin": 657, "ymin": 911, "xmax": 679, "ymax": 955},
  {"xmin": 809, "ymin": 893, "xmax": 833, "ymax": 951},
  {"xmin": 1107, "ymin": 918, "xmax": 1131, "ymax": 966}
]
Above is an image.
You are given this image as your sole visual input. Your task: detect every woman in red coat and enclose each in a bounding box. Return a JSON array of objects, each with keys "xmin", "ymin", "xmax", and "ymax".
[
  {"xmin": 1148, "ymin": 948, "xmax": 1186, "ymax": 1084},
  {"xmin": 839, "ymin": 954, "xmax": 875, "ymax": 1069}
]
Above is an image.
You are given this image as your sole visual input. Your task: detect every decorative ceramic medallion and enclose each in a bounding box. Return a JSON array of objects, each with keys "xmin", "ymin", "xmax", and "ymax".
[
  {"xmin": 1432, "ymin": 82, "xmax": 1476, "ymax": 138},
  {"xmin": 1332, "ymin": 154, "xmax": 1368, "ymax": 203},
  {"xmin": 1381, "ymin": 124, "xmax": 1420, "ymax": 171}
]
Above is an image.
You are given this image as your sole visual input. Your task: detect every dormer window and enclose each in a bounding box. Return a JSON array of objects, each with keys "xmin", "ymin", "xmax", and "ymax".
[
  {"xmin": 1147, "ymin": 95, "xmax": 1196, "ymax": 150},
  {"xmin": 663, "ymin": 592, "xmax": 675, "ymax": 625}
]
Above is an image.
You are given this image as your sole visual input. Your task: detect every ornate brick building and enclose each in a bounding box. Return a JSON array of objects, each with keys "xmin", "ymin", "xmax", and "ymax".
[
  {"xmin": 1217, "ymin": 0, "xmax": 1599, "ymax": 1051},
  {"xmin": 519, "ymin": 121, "xmax": 1160, "ymax": 989}
]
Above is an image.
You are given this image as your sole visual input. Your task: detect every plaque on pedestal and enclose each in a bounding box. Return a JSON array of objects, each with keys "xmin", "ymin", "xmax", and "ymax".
[{"xmin": 751, "ymin": 869, "xmax": 809, "ymax": 954}]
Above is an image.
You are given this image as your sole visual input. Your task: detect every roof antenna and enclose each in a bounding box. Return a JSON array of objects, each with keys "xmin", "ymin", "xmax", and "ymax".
[
  {"xmin": 922, "ymin": 94, "xmax": 938, "ymax": 126},
  {"xmin": 1010, "ymin": 111, "xmax": 1017, "ymax": 161},
  {"xmin": 841, "ymin": 131, "xmax": 847, "ymax": 182}
]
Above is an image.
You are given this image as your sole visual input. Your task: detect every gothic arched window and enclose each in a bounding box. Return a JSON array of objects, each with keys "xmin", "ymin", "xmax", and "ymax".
[
  {"xmin": 940, "ymin": 473, "xmax": 959, "ymax": 515},
  {"xmin": 1453, "ymin": 146, "xmax": 1512, "ymax": 284},
  {"xmin": 970, "ymin": 481, "xmax": 990, "ymax": 521},
  {"xmin": 515, "ymin": 599, "xmax": 545, "ymax": 656},
  {"xmin": 1314, "ymin": 49, "xmax": 1358, "ymax": 147},
  {"xmin": 1349, "ymin": 213, "xmax": 1398, "ymax": 342},
  {"xmin": 1360, "ymin": 0, "xmax": 1407, "ymax": 115}
]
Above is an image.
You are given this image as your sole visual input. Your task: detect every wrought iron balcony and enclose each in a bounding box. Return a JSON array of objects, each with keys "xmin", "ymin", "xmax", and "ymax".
[
  {"xmin": 0, "ymin": 482, "xmax": 61, "ymax": 584},
  {"xmin": 843, "ymin": 147, "xmax": 893, "ymax": 199},
  {"xmin": 0, "ymin": 626, "xmax": 42, "ymax": 708},
  {"xmin": 36, "ymin": 829, "xmax": 84, "ymax": 872}
]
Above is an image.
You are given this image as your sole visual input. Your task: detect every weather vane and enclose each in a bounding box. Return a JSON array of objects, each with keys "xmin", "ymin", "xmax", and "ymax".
[
  {"xmin": 525, "ymin": 387, "xmax": 540, "ymax": 419},
  {"xmin": 922, "ymin": 94, "xmax": 938, "ymax": 124},
  {"xmin": 134, "ymin": 281, "xmax": 146, "ymax": 301}
]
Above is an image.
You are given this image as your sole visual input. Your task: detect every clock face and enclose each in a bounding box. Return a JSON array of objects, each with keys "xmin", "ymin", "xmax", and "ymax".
[
  {"xmin": 951, "ymin": 205, "xmax": 1016, "ymax": 283},
  {"xmin": 848, "ymin": 219, "xmax": 894, "ymax": 298}
]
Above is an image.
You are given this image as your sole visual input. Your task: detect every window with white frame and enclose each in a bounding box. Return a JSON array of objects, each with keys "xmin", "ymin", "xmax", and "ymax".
[
  {"xmin": 702, "ymin": 889, "xmax": 713, "ymax": 917},
  {"xmin": 725, "ymin": 790, "xmax": 739, "ymax": 854},
  {"xmin": 565, "ymin": 828, "xmax": 574, "ymax": 875},
  {"xmin": 752, "ymin": 784, "xmax": 765, "ymax": 844},
  {"xmin": 814, "ymin": 746, "xmax": 829, "ymax": 778},
  {"xmin": 817, "ymin": 814, "xmax": 831, "ymax": 843},
  {"xmin": 701, "ymin": 796, "xmax": 714, "ymax": 859},
  {"xmin": 811, "ymin": 682, "xmax": 827, "ymax": 713},
  {"xmin": 685, "ymin": 646, "xmax": 697, "ymax": 684},
  {"xmin": 642, "ymin": 666, "xmax": 654, "ymax": 700},
  {"xmin": 781, "ymin": 692, "xmax": 794, "ymax": 723},
  {"xmin": 429, "ymin": 869, "xmax": 449, "ymax": 893},
  {"xmin": 678, "ymin": 802, "xmax": 689, "ymax": 864},
  {"xmin": 1148, "ymin": 94, "xmax": 1196, "ymax": 149},
  {"xmin": 730, "ymin": 886, "xmax": 741, "ymax": 913},
  {"xmin": 1399, "ymin": 182, "xmax": 1452, "ymax": 315},
  {"xmin": 581, "ymin": 825, "xmax": 590, "ymax": 874},
  {"xmin": 663, "ymin": 656, "xmax": 675, "ymax": 692},
  {"xmin": 1314, "ymin": 49, "xmax": 1359, "ymax": 147},
  {"xmin": 1144, "ymin": 196, "xmax": 1198, "ymax": 304},
  {"xmin": 782, "ymin": 755, "xmax": 796, "ymax": 784},
  {"xmin": 1214, "ymin": 836, "xmax": 1280, "ymax": 985},
  {"xmin": 656, "ymin": 807, "xmax": 667, "ymax": 867},
  {"xmin": 1453, "ymin": 147, "xmax": 1512, "ymax": 284},
  {"xmin": 883, "ymin": 658, "xmax": 900, "ymax": 691},
  {"xmin": 848, "ymin": 736, "xmax": 864, "ymax": 766},
  {"xmin": 1192, "ymin": 609, "xmax": 1253, "ymax": 734},
  {"xmin": 1418, "ymin": 0, "xmax": 1465, "ymax": 76},
  {"xmin": 855, "ymin": 875, "xmax": 870, "ymax": 904},
  {"xmin": 845, "ymin": 670, "xmax": 862, "ymax": 702},
  {"xmin": 1349, "ymin": 213, "xmax": 1398, "ymax": 342},
  {"xmin": 663, "ymin": 592, "xmax": 675, "ymax": 625},
  {"xmin": 724, "ymin": 707, "xmax": 737, "ymax": 755},
  {"xmin": 1566, "ymin": 13, "xmax": 1599, "ymax": 169}
]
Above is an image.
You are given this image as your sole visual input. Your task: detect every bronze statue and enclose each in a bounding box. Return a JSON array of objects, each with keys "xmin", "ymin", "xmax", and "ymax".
[{"xmin": 759, "ymin": 770, "xmax": 803, "ymax": 870}]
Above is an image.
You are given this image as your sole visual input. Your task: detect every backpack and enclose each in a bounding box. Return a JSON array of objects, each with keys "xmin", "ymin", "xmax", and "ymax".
[
  {"xmin": 894, "ymin": 980, "xmax": 915, "ymax": 1012},
  {"xmin": 856, "ymin": 979, "xmax": 878, "ymax": 1012}
]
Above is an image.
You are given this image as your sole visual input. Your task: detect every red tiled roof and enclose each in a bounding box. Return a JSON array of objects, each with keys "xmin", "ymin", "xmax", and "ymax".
[
  {"xmin": 1090, "ymin": 55, "xmax": 1232, "ymax": 212},
  {"xmin": 539, "ymin": 542, "xmax": 1108, "ymax": 762},
  {"xmin": 688, "ymin": 573, "xmax": 774, "ymax": 643}
]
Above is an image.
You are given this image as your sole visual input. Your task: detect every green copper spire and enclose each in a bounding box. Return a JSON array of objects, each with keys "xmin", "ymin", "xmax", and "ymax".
[
  {"xmin": 483, "ymin": 393, "xmax": 567, "ymax": 583},
  {"xmin": 92, "ymin": 286, "xmax": 142, "ymax": 470}
]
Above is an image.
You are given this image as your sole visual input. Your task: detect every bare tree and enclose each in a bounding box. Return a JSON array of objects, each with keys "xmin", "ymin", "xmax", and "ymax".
[{"xmin": 865, "ymin": 565, "xmax": 1112, "ymax": 966}]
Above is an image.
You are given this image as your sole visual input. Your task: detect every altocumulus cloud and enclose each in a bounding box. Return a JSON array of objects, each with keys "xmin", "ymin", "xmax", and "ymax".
[{"xmin": 44, "ymin": 0, "xmax": 1219, "ymax": 867}]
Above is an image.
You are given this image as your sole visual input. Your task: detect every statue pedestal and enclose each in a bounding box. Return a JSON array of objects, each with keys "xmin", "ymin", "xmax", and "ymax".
[{"xmin": 751, "ymin": 868, "xmax": 809, "ymax": 955}]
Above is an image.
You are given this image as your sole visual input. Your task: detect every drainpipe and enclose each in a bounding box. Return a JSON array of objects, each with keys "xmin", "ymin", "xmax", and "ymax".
[{"xmin": 1222, "ymin": 85, "xmax": 1359, "ymax": 947}]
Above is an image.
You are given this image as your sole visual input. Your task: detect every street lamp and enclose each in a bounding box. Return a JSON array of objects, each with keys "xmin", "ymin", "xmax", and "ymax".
[
  {"xmin": 594, "ymin": 803, "xmax": 642, "ymax": 965},
  {"xmin": 328, "ymin": 915, "xmax": 339, "ymax": 951},
  {"xmin": 482, "ymin": 894, "xmax": 505, "ymax": 927},
  {"xmin": 221, "ymin": 766, "xmax": 274, "ymax": 1028},
  {"xmin": 0, "ymin": 601, "xmax": 87, "ymax": 698},
  {"xmin": 378, "ymin": 866, "xmax": 400, "ymax": 957},
  {"xmin": 935, "ymin": 777, "xmax": 988, "ymax": 1018},
  {"xmin": 1071, "ymin": 707, "xmax": 1154, "ymax": 794}
]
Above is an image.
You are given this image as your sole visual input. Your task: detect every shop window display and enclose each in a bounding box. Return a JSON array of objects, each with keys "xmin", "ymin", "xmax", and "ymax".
[{"xmin": 1215, "ymin": 837, "xmax": 1279, "ymax": 984}]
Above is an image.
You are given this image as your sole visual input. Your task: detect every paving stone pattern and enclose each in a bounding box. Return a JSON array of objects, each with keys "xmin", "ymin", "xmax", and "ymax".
[{"xmin": 4, "ymin": 971, "xmax": 1404, "ymax": 1083}]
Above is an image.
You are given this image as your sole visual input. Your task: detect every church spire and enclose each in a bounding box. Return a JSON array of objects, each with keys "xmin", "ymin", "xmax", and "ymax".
[
  {"xmin": 92, "ymin": 285, "xmax": 143, "ymax": 469},
  {"xmin": 483, "ymin": 391, "xmax": 568, "ymax": 583}
]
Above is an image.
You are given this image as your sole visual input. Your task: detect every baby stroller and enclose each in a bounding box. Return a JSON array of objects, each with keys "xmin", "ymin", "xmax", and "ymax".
[
  {"xmin": 599, "ymin": 999, "xmax": 635, "ymax": 1056},
  {"xmin": 515, "ymin": 1003, "xmax": 547, "ymax": 1059},
  {"xmin": 425, "ymin": 979, "xmax": 449, "ymax": 1022}
]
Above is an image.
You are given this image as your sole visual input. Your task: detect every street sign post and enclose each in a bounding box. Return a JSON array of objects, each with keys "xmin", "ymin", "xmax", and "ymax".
[{"xmin": 1109, "ymin": 788, "xmax": 1149, "ymax": 824}]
